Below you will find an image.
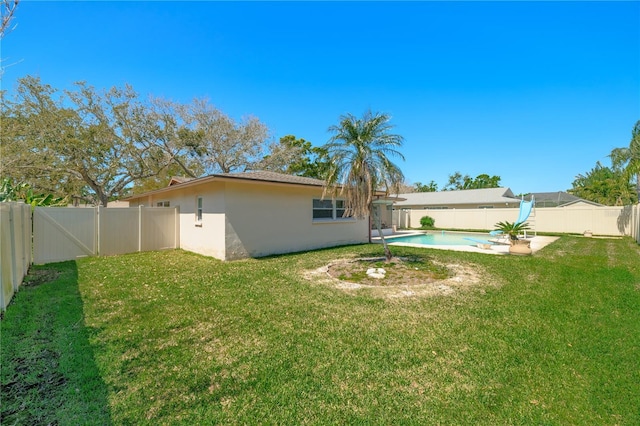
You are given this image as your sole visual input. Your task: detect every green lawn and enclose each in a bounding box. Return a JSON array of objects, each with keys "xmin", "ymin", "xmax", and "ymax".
[{"xmin": 2, "ymin": 237, "xmax": 640, "ymax": 424}]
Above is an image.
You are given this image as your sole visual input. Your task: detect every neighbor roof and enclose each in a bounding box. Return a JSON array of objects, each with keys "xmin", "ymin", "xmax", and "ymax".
[
  {"xmin": 393, "ymin": 187, "xmax": 519, "ymax": 207},
  {"xmin": 524, "ymin": 191, "xmax": 602, "ymax": 207},
  {"xmin": 168, "ymin": 176, "xmax": 194, "ymax": 186}
]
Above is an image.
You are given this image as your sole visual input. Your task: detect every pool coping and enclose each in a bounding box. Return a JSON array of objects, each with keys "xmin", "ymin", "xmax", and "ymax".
[{"xmin": 372, "ymin": 231, "xmax": 559, "ymax": 255}]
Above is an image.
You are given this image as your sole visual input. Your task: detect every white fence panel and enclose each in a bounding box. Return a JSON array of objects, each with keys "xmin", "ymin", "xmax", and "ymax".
[
  {"xmin": 98, "ymin": 207, "xmax": 140, "ymax": 256},
  {"xmin": 34, "ymin": 207, "xmax": 97, "ymax": 264},
  {"xmin": 34, "ymin": 206, "xmax": 180, "ymax": 264},
  {"xmin": 141, "ymin": 206, "xmax": 180, "ymax": 252},
  {"xmin": 1, "ymin": 202, "xmax": 32, "ymax": 311},
  {"xmin": 399, "ymin": 204, "xmax": 640, "ymax": 238}
]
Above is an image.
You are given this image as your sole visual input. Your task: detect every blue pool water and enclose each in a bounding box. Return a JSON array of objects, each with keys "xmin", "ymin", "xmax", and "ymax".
[{"xmin": 386, "ymin": 231, "xmax": 491, "ymax": 246}]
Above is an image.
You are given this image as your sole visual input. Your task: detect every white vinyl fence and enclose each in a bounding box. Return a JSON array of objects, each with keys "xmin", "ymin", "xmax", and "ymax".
[
  {"xmin": 395, "ymin": 204, "xmax": 640, "ymax": 242},
  {"xmin": 1, "ymin": 202, "xmax": 32, "ymax": 311},
  {"xmin": 34, "ymin": 206, "xmax": 180, "ymax": 264}
]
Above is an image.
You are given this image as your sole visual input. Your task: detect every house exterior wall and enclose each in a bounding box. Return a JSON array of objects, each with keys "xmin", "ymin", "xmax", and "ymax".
[
  {"xmin": 127, "ymin": 179, "xmax": 369, "ymax": 260},
  {"xmin": 222, "ymin": 181, "xmax": 368, "ymax": 260},
  {"xmin": 128, "ymin": 183, "xmax": 227, "ymax": 259}
]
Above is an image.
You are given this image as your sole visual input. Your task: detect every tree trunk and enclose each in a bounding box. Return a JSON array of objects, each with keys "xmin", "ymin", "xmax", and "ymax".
[
  {"xmin": 376, "ymin": 219, "xmax": 393, "ymax": 261},
  {"xmin": 372, "ymin": 203, "xmax": 393, "ymax": 261}
]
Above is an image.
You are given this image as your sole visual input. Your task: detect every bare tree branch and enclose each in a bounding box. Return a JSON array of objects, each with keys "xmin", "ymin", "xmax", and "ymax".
[{"xmin": 1, "ymin": 0, "xmax": 19, "ymax": 39}]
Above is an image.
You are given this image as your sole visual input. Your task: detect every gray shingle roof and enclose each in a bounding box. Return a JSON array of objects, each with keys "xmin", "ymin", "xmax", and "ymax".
[
  {"xmin": 525, "ymin": 191, "xmax": 603, "ymax": 207},
  {"xmin": 168, "ymin": 176, "xmax": 194, "ymax": 186},
  {"xmin": 124, "ymin": 171, "xmax": 326, "ymax": 201},
  {"xmin": 393, "ymin": 187, "xmax": 519, "ymax": 207},
  {"xmin": 213, "ymin": 171, "xmax": 325, "ymax": 187}
]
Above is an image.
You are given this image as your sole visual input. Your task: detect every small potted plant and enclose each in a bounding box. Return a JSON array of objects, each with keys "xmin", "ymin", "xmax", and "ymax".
[{"xmin": 493, "ymin": 220, "xmax": 532, "ymax": 255}]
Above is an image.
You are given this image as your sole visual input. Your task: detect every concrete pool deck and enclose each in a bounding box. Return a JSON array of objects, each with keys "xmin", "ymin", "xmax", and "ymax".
[{"xmin": 372, "ymin": 231, "xmax": 559, "ymax": 255}]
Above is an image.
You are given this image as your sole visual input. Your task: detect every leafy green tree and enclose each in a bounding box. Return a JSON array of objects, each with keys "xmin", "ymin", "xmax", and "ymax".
[
  {"xmin": 444, "ymin": 172, "xmax": 501, "ymax": 190},
  {"xmin": 2, "ymin": 76, "xmax": 300, "ymax": 202},
  {"xmin": 2, "ymin": 76, "xmax": 172, "ymax": 206},
  {"xmin": 323, "ymin": 111, "xmax": 405, "ymax": 261},
  {"xmin": 570, "ymin": 161, "xmax": 636, "ymax": 206},
  {"xmin": 467, "ymin": 173, "xmax": 501, "ymax": 189},
  {"xmin": 0, "ymin": 177, "xmax": 67, "ymax": 208},
  {"xmin": 145, "ymin": 97, "xmax": 205, "ymax": 180},
  {"xmin": 414, "ymin": 180, "xmax": 438, "ymax": 192},
  {"xmin": 182, "ymin": 98, "xmax": 272, "ymax": 174},
  {"xmin": 443, "ymin": 172, "xmax": 466, "ymax": 191},
  {"xmin": 265, "ymin": 135, "xmax": 329, "ymax": 179},
  {"xmin": 610, "ymin": 120, "xmax": 640, "ymax": 202}
]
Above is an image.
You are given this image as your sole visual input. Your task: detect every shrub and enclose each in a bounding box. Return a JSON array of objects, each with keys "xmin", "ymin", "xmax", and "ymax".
[{"xmin": 420, "ymin": 215, "xmax": 435, "ymax": 228}]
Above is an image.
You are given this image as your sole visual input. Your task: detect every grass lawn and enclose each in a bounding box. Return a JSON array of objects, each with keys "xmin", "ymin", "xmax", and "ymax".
[{"xmin": 2, "ymin": 236, "xmax": 640, "ymax": 424}]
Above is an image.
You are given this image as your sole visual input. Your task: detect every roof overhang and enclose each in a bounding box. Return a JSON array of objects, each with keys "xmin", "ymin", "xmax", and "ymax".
[
  {"xmin": 124, "ymin": 172, "xmax": 325, "ymax": 201},
  {"xmin": 373, "ymin": 195, "xmax": 407, "ymax": 205}
]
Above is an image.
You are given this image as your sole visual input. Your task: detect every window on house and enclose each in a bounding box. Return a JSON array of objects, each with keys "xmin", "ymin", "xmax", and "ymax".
[
  {"xmin": 313, "ymin": 199, "xmax": 351, "ymax": 221},
  {"xmin": 478, "ymin": 205, "xmax": 494, "ymax": 209},
  {"xmin": 196, "ymin": 196, "xmax": 203, "ymax": 223},
  {"xmin": 156, "ymin": 201, "xmax": 170, "ymax": 207},
  {"xmin": 313, "ymin": 199, "xmax": 333, "ymax": 219}
]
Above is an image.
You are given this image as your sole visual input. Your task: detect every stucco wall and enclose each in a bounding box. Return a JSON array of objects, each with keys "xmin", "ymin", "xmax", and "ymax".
[
  {"xmin": 128, "ymin": 184, "xmax": 226, "ymax": 259},
  {"xmin": 222, "ymin": 181, "xmax": 368, "ymax": 260},
  {"xmin": 127, "ymin": 180, "xmax": 369, "ymax": 260}
]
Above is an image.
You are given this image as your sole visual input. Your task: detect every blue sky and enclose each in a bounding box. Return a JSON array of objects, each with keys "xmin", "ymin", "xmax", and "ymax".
[{"xmin": 2, "ymin": 1, "xmax": 639, "ymax": 194}]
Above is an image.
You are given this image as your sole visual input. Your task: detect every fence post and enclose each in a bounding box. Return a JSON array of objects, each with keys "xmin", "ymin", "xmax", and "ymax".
[
  {"xmin": 175, "ymin": 205, "xmax": 180, "ymax": 249},
  {"xmin": 9, "ymin": 204, "xmax": 19, "ymax": 292},
  {"xmin": 96, "ymin": 206, "xmax": 101, "ymax": 256},
  {"xmin": 0, "ymin": 205, "xmax": 5, "ymax": 311},
  {"xmin": 138, "ymin": 205, "xmax": 143, "ymax": 252},
  {"xmin": 21, "ymin": 204, "xmax": 29, "ymax": 275},
  {"xmin": 636, "ymin": 204, "xmax": 640, "ymax": 243}
]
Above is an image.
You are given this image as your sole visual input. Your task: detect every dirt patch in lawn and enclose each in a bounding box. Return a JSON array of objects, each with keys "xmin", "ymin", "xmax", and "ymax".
[
  {"xmin": 21, "ymin": 269, "xmax": 60, "ymax": 287},
  {"xmin": 0, "ymin": 345, "xmax": 68, "ymax": 424},
  {"xmin": 304, "ymin": 256, "xmax": 491, "ymax": 299}
]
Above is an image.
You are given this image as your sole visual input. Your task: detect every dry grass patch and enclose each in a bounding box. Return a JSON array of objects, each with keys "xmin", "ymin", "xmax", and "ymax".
[{"xmin": 304, "ymin": 255, "xmax": 494, "ymax": 299}]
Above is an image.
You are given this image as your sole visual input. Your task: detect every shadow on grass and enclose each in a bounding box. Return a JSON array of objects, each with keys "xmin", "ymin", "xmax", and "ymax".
[{"xmin": 0, "ymin": 261, "xmax": 112, "ymax": 425}]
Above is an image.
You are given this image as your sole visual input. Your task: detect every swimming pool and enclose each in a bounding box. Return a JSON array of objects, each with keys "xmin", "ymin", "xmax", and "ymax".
[{"xmin": 385, "ymin": 231, "xmax": 492, "ymax": 246}]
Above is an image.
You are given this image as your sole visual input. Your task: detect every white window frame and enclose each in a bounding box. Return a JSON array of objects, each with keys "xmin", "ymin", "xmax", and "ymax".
[
  {"xmin": 195, "ymin": 196, "xmax": 203, "ymax": 226},
  {"xmin": 312, "ymin": 198, "xmax": 352, "ymax": 222},
  {"xmin": 156, "ymin": 201, "xmax": 170, "ymax": 207}
]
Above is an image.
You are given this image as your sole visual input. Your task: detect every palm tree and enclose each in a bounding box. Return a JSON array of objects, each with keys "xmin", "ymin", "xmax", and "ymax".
[
  {"xmin": 610, "ymin": 120, "xmax": 640, "ymax": 202},
  {"xmin": 322, "ymin": 111, "xmax": 405, "ymax": 261}
]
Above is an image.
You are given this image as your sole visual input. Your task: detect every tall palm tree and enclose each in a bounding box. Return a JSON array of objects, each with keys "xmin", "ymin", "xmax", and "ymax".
[
  {"xmin": 323, "ymin": 111, "xmax": 405, "ymax": 261},
  {"xmin": 610, "ymin": 120, "xmax": 640, "ymax": 202}
]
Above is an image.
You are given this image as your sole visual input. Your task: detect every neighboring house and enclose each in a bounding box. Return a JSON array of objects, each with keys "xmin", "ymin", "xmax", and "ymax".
[
  {"xmin": 523, "ymin": 192, "xmax": 603, "ymax": 208},
  {"xmin": 168, "ymin": 176, "xmax": 194, "ymax": 186},
  {"xmin": 393, "ymin": 187, "xmax": 521, "ymax": 210},
  {"xmin": 124, "ymin": 171, "xmax": 369, "ymax": 261}
]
